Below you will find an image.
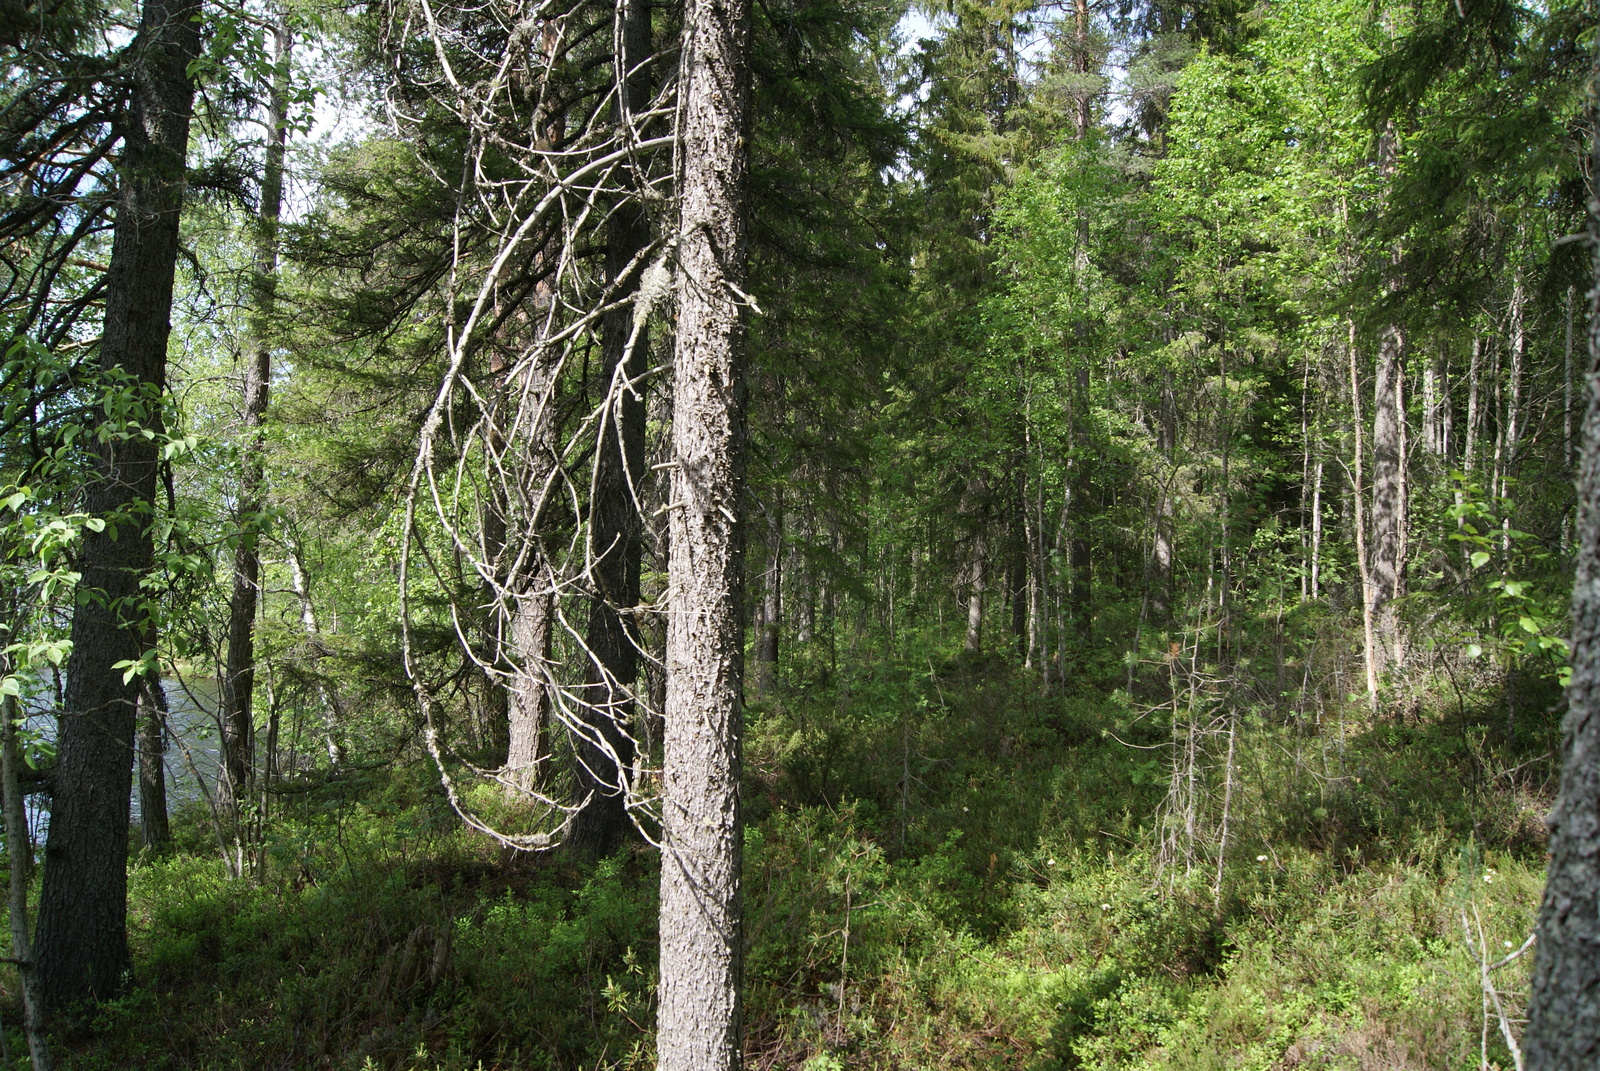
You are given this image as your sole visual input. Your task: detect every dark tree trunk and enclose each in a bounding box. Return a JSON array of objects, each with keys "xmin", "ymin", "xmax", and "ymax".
[
  {"xmin": 1525, "ymin": 35, "xmax": 1600, "ymax": 1065},
  {"xmin": 570, "ymin": 0, "xmax": 653, "ymax": 858},
  {"xmin": 34, "ymin": 0, "xmax": 199, "ymax": 1022},
  {"xmin": 1, "ymin": 692, "xmax": 50, "ymax": 1070},
  {"xmin": 220, "ymin": 18, "xmax": 290, "ymax": 813},
  {"xmin": 656, "ymin": 0, "xmax": 752, "ymax": 1056},
  {"xmin": 136, "ymin": 675, "xmax": 169, "ymax": 849}
]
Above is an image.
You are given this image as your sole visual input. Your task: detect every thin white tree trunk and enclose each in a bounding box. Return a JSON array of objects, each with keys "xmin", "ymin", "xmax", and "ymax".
[{"xmin": 1347, "ymin": 323, "xmax": 1379, "ymax": 714}]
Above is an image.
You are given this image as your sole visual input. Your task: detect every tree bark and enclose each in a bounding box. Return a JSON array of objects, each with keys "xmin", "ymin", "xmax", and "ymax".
[
  {"xmin": 504, "ymin": 575, "xmax": 553, "ymax": 793},
  {"xmin": 220, "ymin": 16, "xmax": 290, "ymax": 815},
  {"xmin": 1008, "ymin": 508, "xmax": 1026, "ymax": 657},
  {"xmin": 136, "ymin": 675, "xmax": 169, "ymax": 849},
  {"xmin": 286, "ymin": 538, "xmax": 347, "ymax": 768},
  {"xmin": 35, "ymin": 0, "xmax": 199, "ymax": 1022},
  {"xmin": 1502, "ymin": 275, "xmax": 1526, "ymax": 553},
  {"xmin": 964, "ymin": 539, "xmax": 985, "ymax": 652},
  {"xmin": 752, "ymin": 504, "xmax": 780, "ymax": 693},
  {"xmin": 1347, "ymin": 324, "xmax": 1380, "ymax": 714},
  {"xmin": 1524, "ymin": 33, "xmax": 1600, "ymax": 1065},
  {"xmin": 1069, "ymin": 378, "xmax": 1093, "ymax": 644},
  {"xmin": 1, "ymin": 692, "xmax": 51, "ymax": 1070},
  {"xmin": 1370, "ymin": 321, "xmax": 1405, "ymax": 669},
  {"xmin": 1150, "ymin": 369, "xmax": 1176, "ymax": 623},
  {"xmin": 570, "ymin": 0, "xmax": 653, "ymax": 856},
  {"xmin": 655, "ymin": 0, "xmax": 752, "ymax": 1058}
]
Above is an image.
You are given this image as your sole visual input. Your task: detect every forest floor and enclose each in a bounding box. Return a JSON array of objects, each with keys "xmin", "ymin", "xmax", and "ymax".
[{"xmin": 15, "ymin": 640, "xmax": 1555, "ymax": 1070}]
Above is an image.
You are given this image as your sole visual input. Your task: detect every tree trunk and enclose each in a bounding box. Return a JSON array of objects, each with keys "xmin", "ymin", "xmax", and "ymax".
[
  {"xmin": 568, "ymin": 0, "xmax": 653, "ymax": 858},
  {"xmin": 1370, "ymin": 322, "xmax": 1405, "ymax": 670},
  {"xmin": 1309, "ymin": 457, "xmax": 1323, "ymax": 601},
  {"xmin": 1008, "ymin": 511, "xmax": 1026, "ymax": 658},
  {"xmin": 1, "ymin": 692, "xmax": 51, "ymax": 1070},
  {"xmin": 1070, "ymin": 370, "xmax": 1093, "ymax": 644},
  {"xmin": 136, "ymin": 675, "xmax": 169, "ymax": 849},
  {"xmin": 1347, "ymin": 324, "xmax": 1380, "ymax": 714},
  {"xmin": 286, "ymin": 539, "xmax": 347, "ymax": 768},
  {"xmin": 1466, "ymin": 335, "xmax": 1482, "ymax": 473},
  {"xmin": 1502, "ymin": 275, "xmax": 1526, "ymax": 553},
  {"xmin": 753, "ymin": 505, "xmax": 780, "ymax": 691},
  {"xmin": 504, "ymin": 576, "xmax": 553, "ymax": 793},
  {"xmin": 1567, "ymin": 285, "xmax": 1577, "ymax": 475},
  {"xmin": 1150, "ymin": 369, "xmax": 1176, "ymax": 624},
  {"xmin": 35, "ymin": 0, "xmax": 199, "ymax": 1021},
  {"xmin": 964, "ymin": 539, "xmax": 985, "ymax": 653},
  {"xmin": 656, "ymin": 0, "xmax": 752, "ymax": 1058},
  {"xmin": 1422, "ymin": 346, "xmax": 1449, "ymax": 458},
  {"xmin": 220, "ymin": 17, "xmax": 290, "ymax": 815},
  {"xmin": 1524, "ymin": 33, "xmax": 1600, "ymax": 1059}
]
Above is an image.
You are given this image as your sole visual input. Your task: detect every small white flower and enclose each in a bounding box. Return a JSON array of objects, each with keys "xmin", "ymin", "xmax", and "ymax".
[
  {"xmin": 1256, "ymin": 855, "xmax": 1268, "ymax": 862},
  {"xmin": 1503, "ymin": 940, "xmax": 1514, "ymax": 948},
  {"xmin": 1100, "ymin": 903, "xmax": 1110, "ymax": 911},
  {"xmin": 1484, "ymin": 874, "xmax": 1494, "ymax": 883},
  {"xmin": 962, "ymin": 806, "xmax": 969, "ymax": 812},
  {"xmin": 1046, "ymin": 859, "xmax": 1055, "ymax": 866}
]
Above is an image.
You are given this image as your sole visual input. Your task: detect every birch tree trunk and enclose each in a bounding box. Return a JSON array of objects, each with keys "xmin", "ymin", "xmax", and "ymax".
[
  {"xmin": 656, "ymin": 0, "xmax": 752, "ymax": 1058},
  {"xmin": 35, "ymin": 0, "xmax": 200, "ymax": 1020},
  {"xmin": 287, "ymin": 539, "xmax": 347, "ymax": 768}
]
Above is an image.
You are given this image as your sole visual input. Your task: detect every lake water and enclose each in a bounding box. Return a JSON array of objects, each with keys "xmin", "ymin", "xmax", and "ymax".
[{"xmin": 20, "ymin": 678, "xmax": 224, "ymax": 842}]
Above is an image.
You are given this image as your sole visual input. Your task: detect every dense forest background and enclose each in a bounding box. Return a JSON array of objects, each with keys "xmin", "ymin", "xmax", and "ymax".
[{"xmin": 0, "ymin": 0, "xmax": 1595, "ymax": 1065}]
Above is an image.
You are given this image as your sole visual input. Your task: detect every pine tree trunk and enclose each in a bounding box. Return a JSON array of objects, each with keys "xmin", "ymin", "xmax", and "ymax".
[
  {"xmin": 1524, "ymin": 34, "xmax": 1600, "ymax": 1063},
  {"xmin": 655, "ymin": 0, "xmax": 752, "ymax": 1057},
  {"xmin": 220, "ymin": 17, "xmax": 290, "ymax": 814},
  {"xmin": 504, "ymin": 575, "xmax": 553, "ymax": 792},
  {"xmin": 35, "ymin": 0, "xmax": 199, "ymax": 1021},
  {"xmin": 570, "ymin": 0, "xmax": 652, "ymax": 857}
]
